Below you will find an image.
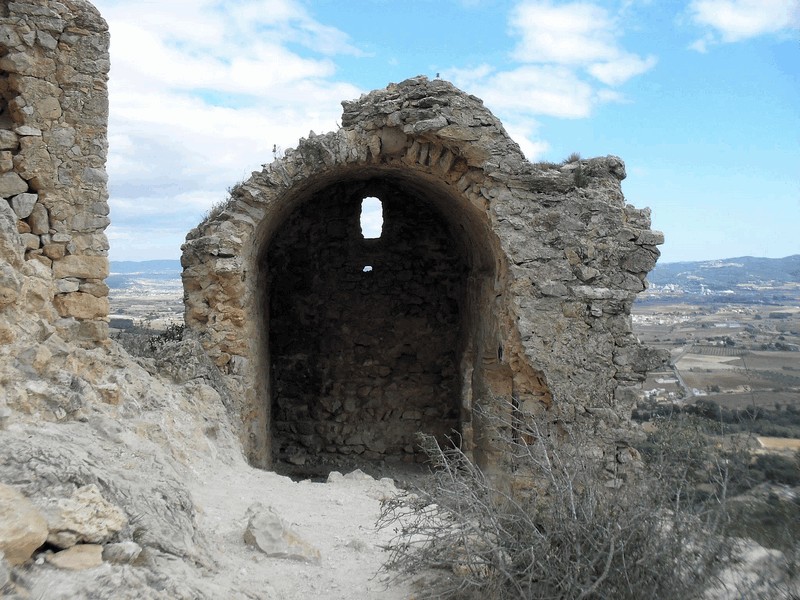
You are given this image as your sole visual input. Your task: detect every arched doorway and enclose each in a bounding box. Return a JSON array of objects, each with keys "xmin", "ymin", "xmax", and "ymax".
[{"xmin": 263, "ymin": 176, "xmax": 472, "ymax": 475}]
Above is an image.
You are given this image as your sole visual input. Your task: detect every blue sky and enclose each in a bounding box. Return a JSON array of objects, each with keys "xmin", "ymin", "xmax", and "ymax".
[{"xmin": 92, "ymin": 0, "xmax": 799, "ymax": 264}]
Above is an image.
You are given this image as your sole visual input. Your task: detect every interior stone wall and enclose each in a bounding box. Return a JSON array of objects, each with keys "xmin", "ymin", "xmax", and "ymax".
[
  {"xmin": 267, "ymin": 179, "xmax": 466, "ymax": 472},
  {"xmin": 0, "ymin": 0, "xmax": 110, "ymax": 343},
  {"xmin": 182, "ymin": 77, "xmax": 667, "ymax": 478}
]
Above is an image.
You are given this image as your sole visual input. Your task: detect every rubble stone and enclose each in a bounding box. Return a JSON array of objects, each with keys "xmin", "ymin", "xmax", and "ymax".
[
  {"xmin": 46, "ymin": 544, "xmax": 103, "ymax": 570},
  {"xmin": 42, "ymin": 484, "xmax": 127, "ymax": 548},
  {"xmin": 0, "ymin": 484, "xmax": 48, "ymax": 566},
  {"xmin": 243, "ymin": 503, "xmax": 321, "ymax": 564}
]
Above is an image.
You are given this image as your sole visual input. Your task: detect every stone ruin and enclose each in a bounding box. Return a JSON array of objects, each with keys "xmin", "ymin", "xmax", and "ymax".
[
  {"xmin": 182, "ymin": 76, "xmax": 666, "ymax": 475},
  {"xmin": 0, "ymin": 1, "xmax": 664, "ymax": 478},
  {"xmin": 0, "ymin": 0, "xmax": 110, "ymax": 344}
]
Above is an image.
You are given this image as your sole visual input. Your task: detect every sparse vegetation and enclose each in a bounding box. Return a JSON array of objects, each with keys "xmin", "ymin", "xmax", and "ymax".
[
  {"xmin": 379, "ymin": 409, "xmax": 744, "ymax": 600},
  {"xmin": 533, "ymin": 160, "xmax": 561, "ymax": 169},
  {"xmin": 634, "ymin": 398, "xmax": 800, "ymax": 440},
  {"xmin": 113, "ymin": 323, "xmax": 185, "ymax": 357},
  {"xmin": 202, "ymin": 184, "xmax": 241, "ymax": 222}
]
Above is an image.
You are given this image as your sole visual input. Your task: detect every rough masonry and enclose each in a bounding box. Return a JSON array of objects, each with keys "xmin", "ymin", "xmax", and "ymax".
[
  {"xmin": 0, "ymin": 0, "xmax": 110, "ymax": 344},
  {"xmin": 182, "ymin": 76, "xmax": 666, "ymax": 475}
]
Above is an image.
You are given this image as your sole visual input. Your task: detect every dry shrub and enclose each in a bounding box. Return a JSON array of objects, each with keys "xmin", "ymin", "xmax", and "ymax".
[{"xmin": 379, "ymin": 410, "xmax": 736, "ymax": 599}]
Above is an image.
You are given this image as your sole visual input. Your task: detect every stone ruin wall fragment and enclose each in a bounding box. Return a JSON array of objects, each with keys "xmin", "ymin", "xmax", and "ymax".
[
  {"xmin": 182, "ymin": 77, "xmax": 668, "ymax": 476},
  {"xmin": 0, "ymin": 0, "xmax": 110, "ymax": 344}
]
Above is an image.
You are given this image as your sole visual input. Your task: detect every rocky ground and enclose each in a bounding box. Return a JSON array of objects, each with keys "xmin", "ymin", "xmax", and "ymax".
[
  {"xmin": 0, "ymin": 211, "xmax": 794, "ymax": 599},
  {"xmin": 0, "ymin": 328, "xmax": 419, "ymax": 599},
  {"xmin": 1, "ymin": 334, "xmax": 796, "ymax": 599}
]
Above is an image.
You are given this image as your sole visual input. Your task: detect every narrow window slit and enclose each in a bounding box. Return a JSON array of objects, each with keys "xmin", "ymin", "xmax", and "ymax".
[{"xmin": 360, "ymin": 197, "xmax": 383, "ymax": 239}]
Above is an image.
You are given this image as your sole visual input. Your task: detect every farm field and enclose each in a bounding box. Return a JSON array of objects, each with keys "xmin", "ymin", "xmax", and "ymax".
[{"xmin": 632, "ymin": 300, "xmax": 800, "ymax": 430}]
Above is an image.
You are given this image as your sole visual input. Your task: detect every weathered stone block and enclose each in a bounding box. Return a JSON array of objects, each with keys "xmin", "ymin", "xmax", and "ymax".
[
  {"xmin": 0, "ymin": 131, "xmax": 20, "ymax": 151},
  {"xmin": 52, "ymin": 254, "xmax": 108, "ymax": 279},
  {"xmin": 0, "ymin": 483, "xmax": 48, "ymax": 566},
  {"xmin": 27, "ymin": 202, "xmax": 49, "ymax": 234},
  {"xmin": 42, "ymin": 242, "xmax": 66, "ymax": 260},
  {"xmin": 53, "ymin": 291, "xmax": 108, "ymax": 320},
  {"xmin": 0, "ymin": 172, "xmax": 28, "ymax": 198},
  {"xmin": 78, "ymin": 280, "xmax": 108, "ymax": 297},
  {"xmin": 0, "ymin": 151, "xmax": 13, "ymax": 172},
  {"xmin": 46, "ymin": 544, "xmax": 103, "ymax": 570},
  {"xmin": 56, "ymin": 278, "xmax": 80, "ymax": 293},
  {"xmin": 10, "ymin": 192, "xmax": 38, "ymax": 218},
  {"xmin": 20, "ymin": 232, "xmax": 40, "ymax": 250}
]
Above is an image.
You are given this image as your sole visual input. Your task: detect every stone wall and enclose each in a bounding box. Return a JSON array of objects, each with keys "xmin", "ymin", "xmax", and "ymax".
[
  {"xmin": 182, "ymin": 76, "xmax": 667, "ymax": 476},
  {"xmin": 0, "ymin": 0, "xmax": 110, "ymax": 343},
  {"xmin": 268, "ymin": 180, "xmax": 465, "ymax": 471}
]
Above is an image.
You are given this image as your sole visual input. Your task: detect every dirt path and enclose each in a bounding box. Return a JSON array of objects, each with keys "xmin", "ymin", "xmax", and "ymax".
[{"xmin": 189, "ymin": 459, "xmax": 416, "ymax": 599}]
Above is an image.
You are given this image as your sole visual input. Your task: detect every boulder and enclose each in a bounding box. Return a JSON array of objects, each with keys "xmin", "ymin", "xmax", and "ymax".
[
  {"xmin": 43, "ymin": 484, "xmax": 127, "ymax": 548},
  {"xmin": 0, "ymin": 483, "xmax": 48, "ymax": 565},
  {"xmin": 46, "ymin": 544, "xmax": 103, "ymax": 570},
  {"xmin": 243, "ymin": 503, "xmax": 321, "ymax": 564}
]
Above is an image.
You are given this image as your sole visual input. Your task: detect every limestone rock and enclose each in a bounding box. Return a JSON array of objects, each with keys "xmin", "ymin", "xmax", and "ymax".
[
  {"xmin": 56, "ymin": 278, "xmax": 80, "ymax": 293},
  {"xmin": 0, "ymin": 484, "xmax": 48, "ymax": 566},
  {"xmin": 53, "ymin": 291, "xmax": 108, "ymax": 320},
  {"xmin": 0, "ymin": 130, "xmax": 20, "ymax": 150},
  {"xmin": 0, "ymin": 151, "xmax": 12, "ymax": 172},
  {"xmin": 0, "ymin": 421, "xmax": 203, "ymax": 563},
  {"xmin": 27, "ymin": 202, "xmax": 49, "ymax": 235},
  {"xmin": 46, "ymin": 544, "xmax": 103, "ymax": 570},
  {"xmin": 101, "ymin": 541, "xmax": 142, "ymax": 564},
  {"xmin": 21, "ymin": 232, "xmax": 40, "ymax": 250},
  {"xmin": 44, "ymin": 484, "xmax": 127, "ymax": 548},
  {"xmin": 0, "ymin": 172, "xmax": 28, "ymax": 198},
  {"xmin": 52, "ymin": 254, "xmax": 109, "ymax": 280},
  {"xmin": 243, "ymin": 503, "xmax": 321, "ymax": 564},
  {"xmin": 10, "ymin": 193, "xmax": 38, "ymax": 219}
]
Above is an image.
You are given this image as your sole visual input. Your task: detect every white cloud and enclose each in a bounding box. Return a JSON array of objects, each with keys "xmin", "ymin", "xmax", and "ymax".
[
  {"xmin": 92, "ymin": 0, "xmax": 363, "ymax": 260},
  {"xmin": 92, "ymin": 0, "xmax": 659, "ymax": 260},
  {"xmin": 588, "ymin": 53, "xmax": 658, "ymax": 86},
  {"xmin": 510, "ymin": 1, "xmax": 619, "ymax": 64},
  {"xmin": 475, "ymin": 65, "xmax": 596, "ymax": 118},
  {"xmin": 689, "ymin": 0, "xmax": 800, "ymax": 48},
  {"xmin": 508, "ymin": 1, "xmax": 657, "ymax": 87},
  {"xmin": 444, "ymin": 1, "xmax": 656, "ymax": 130},
  {"xmin": 503, "ymin": 120, "xmax": 551, "ymax": 161}
]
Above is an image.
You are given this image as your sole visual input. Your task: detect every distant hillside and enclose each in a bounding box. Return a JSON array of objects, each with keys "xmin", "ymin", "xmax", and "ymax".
[
  {"xmin": 108, "ymin": 259, "xmax": 182, "ymax": 289},
  {"xmin": 108, "ymin": 256, "xmax": 800, "ymax": 297},
  {"xmin": 648, "ymin": 255, "xmax": 800, "ymax": 290}
]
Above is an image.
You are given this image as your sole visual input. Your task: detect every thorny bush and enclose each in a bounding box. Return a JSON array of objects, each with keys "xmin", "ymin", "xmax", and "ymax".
[{"xmin": 378, "ymin": 408, "xmax": 739, "ymax": 600}]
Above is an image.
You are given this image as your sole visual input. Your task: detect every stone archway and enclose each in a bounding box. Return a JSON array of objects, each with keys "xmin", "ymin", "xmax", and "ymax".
[{"xmin": 182, "ymin": 76, "xmax": 664, "ymax": 476}]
